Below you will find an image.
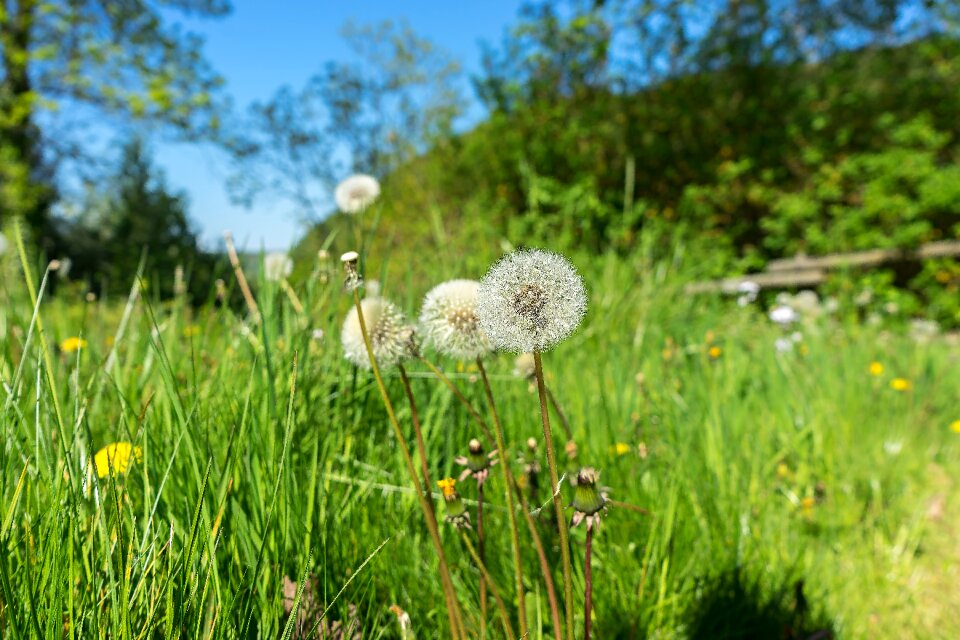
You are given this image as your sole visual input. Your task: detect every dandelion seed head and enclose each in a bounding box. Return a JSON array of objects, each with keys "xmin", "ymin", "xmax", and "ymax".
[
  {"xmin": 264, "ymin": 252, "xmax": 293, "ymax": 282},
  {"xmin": 419, "ymin": 279, "xmax": 492, "ymax": 360},
  {"xmin": 769, "ymin": 305, "xmax": 798, "ymax": 326},
  {"xmin": 477, "ymin": 249, "xmax": 587, "ymax": 353},
  {"xmin": 341, "ymin": 297, "xmax": 412, "ymax": 369},
  {"xmin": 334, "ymin": 174, "xmax": 380, "ymax": 214}
]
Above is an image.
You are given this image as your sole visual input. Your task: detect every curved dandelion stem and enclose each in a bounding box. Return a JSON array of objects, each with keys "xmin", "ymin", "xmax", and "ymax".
[
  {"xmin": 459, "ymin": 530, "xmax": 516, "ymax": 640},
  {"xmin": 398, "ymin": 364, "xmax": 434, "ymax": 506},
  {"xmin": 535, "ymin": 351, "xmax": 576, "ymax": 640},
  {"xmin": 417, "ymin": 355, "xmax": 496, "ymax": 446},
  {"xmin": 476, "ymin": 358, "xmax": 527, "ymax": 637},
  {"xmin": 349, "ymin": 288, "xmax": 464, "ymax": 639}
]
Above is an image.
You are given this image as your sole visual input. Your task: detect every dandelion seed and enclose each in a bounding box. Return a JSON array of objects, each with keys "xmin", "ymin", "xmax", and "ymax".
[
  {"xmin": 868, "ymin": 361, "xmax": 884, "ymax": 376},
  {"xmin": 334, "ymin": 174, "xmax": 381, "ymax": 214},
  {"xmin": 341, "ymin": 297, "xmax": 414, "ymax": 369},
  {"xmin": 890, "ymin": 378, "xmax": 911, "ymax": 392},
  {"xmin": 264, "ymin": 252, "xmax": 293, "ymax": 282},
  {"xmin": 60, "ymin": 337, "xmax": 87, "ymax": 353},
  {"xmin": 419, "ymin": 279, "xmax": 493, "ymax": 360}
]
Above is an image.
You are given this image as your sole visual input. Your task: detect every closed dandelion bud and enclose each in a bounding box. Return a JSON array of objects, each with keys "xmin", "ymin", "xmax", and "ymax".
[
  {"xmin": 341, "ymin": 297, "xmax": 412, "ymax": 369},
  {"xmin": 477, "ymin": 249, "xmax": 587, "ymax": 353},
  {"xmin": 571, "ymin": 467, "xmax": 609, "ymax": 531},
  {"xmin": 455, "ymin": 437, "xmax": 497, "ymax": 485},
  {"xmin": 340, "ymin": 251, "xmax": 363, "ymax": 292},
  {"xmin": 438, "ymin": 478, "xmax": 471, "ymax": 529}
]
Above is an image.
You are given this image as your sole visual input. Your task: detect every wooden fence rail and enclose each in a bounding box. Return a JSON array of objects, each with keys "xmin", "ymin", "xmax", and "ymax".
[{"xmin": 686, "ymin": 240, "xmax": 960, "ymax": 294}]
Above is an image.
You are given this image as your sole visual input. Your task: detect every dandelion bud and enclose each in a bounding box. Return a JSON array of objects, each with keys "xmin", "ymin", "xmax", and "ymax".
[
  {"xmin": 571, "ymin": 467, "xmax": 609, "ymax": 531},
  {"xmin": 456, "ymin": 437, "xmax": 497, "ymax": 485}
]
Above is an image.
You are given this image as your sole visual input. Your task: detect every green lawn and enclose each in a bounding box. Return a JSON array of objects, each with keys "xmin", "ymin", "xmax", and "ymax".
[{"xmin": 1, "ymin": 241, "xmax": 957, "ymax": 639}]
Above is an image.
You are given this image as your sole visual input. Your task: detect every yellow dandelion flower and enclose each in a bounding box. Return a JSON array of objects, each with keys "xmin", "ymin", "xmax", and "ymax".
[
  {"xmin": 613, "ymin": 442, "xmax": 631, "ymax": 456},
  {"xmin": 949, "ymin": 420, "xmax": 960, "ymax": 434},
  {"xmin": 60, "ymin": 337, "xmax": 87, "ymax": 353},
  {"xmin": 437, "ymin": 478, "xmax": 457, "ymax": 498},
  {"xmin": 89, "ymin": 442, "xmax": 143, "ymax": 479},
  {"xmin": 868, "ymin": 361, "xmax": 884, "ymax": 376},
  {"xmin": 799, "ymin": 344, "xmax": 809, "ymax": 356},
  {"xmin": 183, "ymin": 325, "xmax": 201, "ymax": 338},
  {"xmin": 708, "ymin": 345, "xmax": 722, "ymax": 359},
  {"xmin": 800, "ymin": 496, "xmax": 815, "ymax": 511},
  {"xmin": 890, "ymin": 378, "xmax": 911, "ymax": 392},
  {"xmin": 776, "ymin": 463, "xmax": 790, "ymax": 479}
]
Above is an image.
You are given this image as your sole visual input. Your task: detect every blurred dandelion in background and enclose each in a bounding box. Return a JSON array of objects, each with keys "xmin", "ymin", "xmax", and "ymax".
[
  {"xmin": 341, "ymin": 297, "xmax": 414, "ymax": 369},
  {"xmin": 334, "ymin": 174, "xmax": 381, "ymax": 213},
  {"xmin": 264, "ymin": 252, "xmax": 293, "ymax": 282},
  {"xmin": 419, "ymin": 279, "xmax": 492, "ymax": 360}
]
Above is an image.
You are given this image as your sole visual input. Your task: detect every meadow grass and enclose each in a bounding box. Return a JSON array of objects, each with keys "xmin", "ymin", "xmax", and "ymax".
[{"xmin": 0, "ymin": 235, "xmax": 958, "ymax": 639}]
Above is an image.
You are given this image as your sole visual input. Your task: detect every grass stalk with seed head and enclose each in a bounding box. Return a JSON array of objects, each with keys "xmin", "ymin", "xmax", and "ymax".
[{"xmin": 223, "ymin": 231, "xmax": 260, "ymax": 323}]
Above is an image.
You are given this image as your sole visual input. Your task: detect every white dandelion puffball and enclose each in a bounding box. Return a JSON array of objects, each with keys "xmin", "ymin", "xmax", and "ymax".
[
  {"xmin": 264, "ymin": 252, "xmax": 293, "ymax": 282},
  {"xmin": 769, "ymin": 305, "xmax": 798, "ymax": 327},
  {"xmin": 477, "ymin": 249, "xmax": 587, "ymax": 353},
  {"xmin": 341, "ymin": 297, "xmax": 412, "ymax": 369},
  {"xmin": 334, "ymin": 174, "xmax": 381, "ymax": 214},
  {"xmin": 419, "ymin": 279, "xmax": 492, "ymax": 360}
]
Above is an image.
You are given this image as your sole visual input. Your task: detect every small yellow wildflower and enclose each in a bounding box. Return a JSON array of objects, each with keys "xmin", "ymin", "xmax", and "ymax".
[
  {"xmin": 183, "ymin": 325, "xmax": 201, "ymax": 338},
  {"xmin": 776, "ymin": 463, "xmax": 790, "ymax": 479},
  {"xmin": 60, "ymin": 337, "xmax": 87, "ymax": 353},
  {"xmin": 890, "ymin": 378, "xmax": 912, "ymax": 392},
  {"xmin": 799, "ymin": 344, "xmax": 809, "ymax": 356},
  {"xmin": 613, "ymin": 442, "xmax": 631, "ymax": 456},
  {"xmin": 950, "ymin": 420, "xmax": 960, "ymax": 434},
  {"xmin": 662, "ymin": 348, "xmax": 674, "ymax": 361},
  {"xmin": 89, "ymin": 442, "xmax": 143, "ymax": 479},
  {"xmin": 708, "ymin": 345, "xmax": 722, "ymax": 359},
  {"xmin": 868, "ymin": 361, "xmax": 884, "ymax": 376},
  {"xmin": 800, "ymin": 496, "xmax": 816, "ymax": 514},
  {"xmin": 437, "ymin": 478, "xmax": 457, "ymax": 498}
]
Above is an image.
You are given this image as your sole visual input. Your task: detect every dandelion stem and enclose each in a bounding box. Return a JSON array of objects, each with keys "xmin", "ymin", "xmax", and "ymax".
[
  {"xmin": 223, "ymin": 231, "xmax": 261, "ymax": 323},
  {"xmin": 417, "ymin": 355, "xmax": 496, "ymax": 446},
  {"xmin": 584, "ymin": 525, "xmax": 595, "ymax": 640},
  {"xmin": 534, "ymin": 351, "xmax": 576, "ymax": 640},
  {"xmin": 349, "ymin": 289, "xmax": 464, "ymax": 639},
  {"xmin": 545, "ymin": 384, "xmax": 574, "ymax": 442},
  {"xmin": 476, "ymin": 358, "xmax": 527, "ymax": 637},
  {"xmin": 477, "ymin": 482, "xmax": 487, "ymax": 639},
  {"xmin": 512, "ymin": 476, "xmax": 564, "ymax": 640},
  {"xmin": 459, "ymin": 530, "xmax": 516, "ymax": 640},
  {"xmin": 280, "ymin": 279, "xmax": 305, "ymax": 315},
  {"xmin": 398, "ymin": 364, "xmax": 434, "ymax": 508}
]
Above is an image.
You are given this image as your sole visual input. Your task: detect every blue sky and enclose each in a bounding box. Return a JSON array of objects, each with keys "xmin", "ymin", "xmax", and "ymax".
[{"xmin": 155, "ymin": 2, "xmax": 522, "ymax": 252}]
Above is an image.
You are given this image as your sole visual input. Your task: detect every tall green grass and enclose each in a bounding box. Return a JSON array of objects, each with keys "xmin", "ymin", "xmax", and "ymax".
[{"xmin": 1, "ymin": 228, "xmax": 957, "ymax": 638}]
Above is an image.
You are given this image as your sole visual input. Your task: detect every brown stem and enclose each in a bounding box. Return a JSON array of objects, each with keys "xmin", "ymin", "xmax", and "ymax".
[
  {"xmin": 535, "ymin": 351, "xmax": 576, "ymax": 640},
  {"xmin": 460, "ymin": 530, "xmax": 516, "ymax": 640},
  {"xmin": 545, "ymin": 384, "xmax": 574, "ymax": 441},
  {"xmin": 512, "ymin": 478, "xmax": 564, "ymax": 640},
  {"xmin": 478, "ymin": 482, "xmax": 487, "ymax": 639},
  {"xmin": 584, "ymin": 525, "xmax": 595, "ymax": 640},
  {"xmin": 398, "ymin": 364, "xmax": 434, "ymax": 508},
  {"xmin": 350, "ymin": 289, "xmax": 464, "ymax": 639},
  {"xmin": 476, "ymin": 358, "xmax": 527, "ymax": 637},
  {"xmin": 418, "ymin": 355, "xmax": 496, "ymax": 446},
  {"xmin": 223, "ymin": 232, "xmax": 261, "ymax": 323}
]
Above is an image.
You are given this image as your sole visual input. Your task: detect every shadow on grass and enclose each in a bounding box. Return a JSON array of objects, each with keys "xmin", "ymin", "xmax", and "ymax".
[{"xmin": 687, "ymin": 571, "xmax": 835, "ymax": 640}]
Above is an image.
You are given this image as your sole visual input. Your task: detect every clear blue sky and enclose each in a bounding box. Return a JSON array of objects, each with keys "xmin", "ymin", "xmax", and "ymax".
[{"xmin": 155, "ymin": 2, "xmax": 522, "ymax": 252}]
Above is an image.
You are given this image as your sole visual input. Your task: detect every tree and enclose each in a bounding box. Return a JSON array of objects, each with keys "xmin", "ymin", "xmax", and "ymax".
[
  {"xmin": 225, "ymin": 20, "xmax": 465, "ymax": 220},
  {"xmin": 66, "ymin": 137, "xmax": 216, "ymax": 300},
  {"xmin": 0, "ymin": 0, "xmax": 231, "ymax": 251}
]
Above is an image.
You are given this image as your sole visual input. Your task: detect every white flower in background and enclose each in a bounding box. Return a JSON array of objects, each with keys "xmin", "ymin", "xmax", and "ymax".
[
  {"xmin": 790, "ymin": 331, "xmax": 803, "ymax": 343},
  {"xmin": 365, "ymin": 279, "xmax": 382, "ymax": 297},
  {"xmin": 736, "ymin": 280, "xmax": 760, "ymax": 306},
  {"xmin": 311, "ymin": 328, "xmax": 325, "ymax": 341},
  {"xmin": 883, "ymin": 301, "xmax": 899, "ymax": 315},
  {"xmin": 883, "ymin": 440, "xmax": 903, "ymax": 456},
  {"xmin": 774, "ymin": 337, "xmax": 794, "ymax": 353},
  {"xmin": 334, "ymin": 174, "xmax": 380, "ymax": 214},
  {"xmin": 909, "ymin": 318, "xmax": 939, "ymax": 343},
  {"xmin": 854, "ymin": 288, "xmax": 873, "ymax": 307},
  {"xmin": 341, "ymin": 297, "xmax": 413, "ymax": 369},
  {"xmin": 264, "ymin": 252, "xmax": 293, "ymax": 282},
  {"xmin": 513, "ymin": 353, "xmax": 536, "ymax": 379},
  {"xmin": 477, "ymin": 249, "xmax": 587, "ymax": 353},
  {"xmin": 769, "ymin": 305, "xmax": 798, "ymax": 327},
  {"xmin": 792, "ymin": 290, "xmax": 822, "ymax": 316},
  {"xmin": 419, "ymin": 279, "xmax": 493, "ymax": 360}
]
